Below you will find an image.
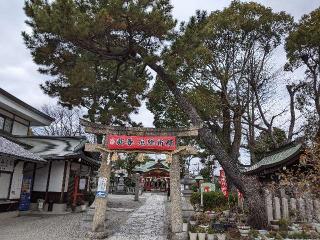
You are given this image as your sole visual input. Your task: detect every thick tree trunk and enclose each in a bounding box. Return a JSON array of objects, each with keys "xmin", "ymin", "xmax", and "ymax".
[
  {"xmin": 170, "ymin": 155, "xmax": 183, "ymax": 234},
  {"xmin": 243, "ymin": 177, "xmax": 268, "ymax": 228},
  {"xmin": 149, "ymin": 63, "xmax": 268, "ymax": 228},
  {"xmin": 91, "ymin": 153, "xmax": 112, "ymax": 233}
]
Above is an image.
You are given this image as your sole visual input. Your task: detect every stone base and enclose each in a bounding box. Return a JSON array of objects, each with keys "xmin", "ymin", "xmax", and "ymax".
[
  {"xmin": 85, "ymin": 231, "xmax": 108, "ymax": 239},
  {"xmin": 0, "ymin": 211, "xmax": 19, "ymax": 220},
  {"xmin": 171, "ymin": 232, "xmax": 188, "ymax": 240},
  {"xmin": 52, "ymin": 203, "xmax": 67, "ymax": 213},
  {"xmin": 182, "ymin": 209, "xmax": 194, "ymax": 219},
  {"xmin": 30, "ymin": 203, "xmax": 38, "ymax": 211}
]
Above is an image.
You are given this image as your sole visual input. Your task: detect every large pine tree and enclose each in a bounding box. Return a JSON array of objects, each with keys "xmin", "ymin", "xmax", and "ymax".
[{"xmin": 23, "ymin": 0, "xmax": 294, "ymax": 227}]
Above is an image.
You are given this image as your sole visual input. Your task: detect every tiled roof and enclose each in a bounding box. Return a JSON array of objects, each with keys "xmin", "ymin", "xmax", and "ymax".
[
  {"xmin": 16, "ymin": 136, "xmax": 100, "ymax": 167},
  {"xmin": 134, "ymin": 159, "xmax": 169, "ymax": 173},
  {"xmin": 243, "ymin": 143, "xmax": 303, "ymax": 174},
  {"xmin": 16, "ymin": 136, "xmax": 87, "ymax": 159},
  {"xmin": 0, "ymin": 137, "xmax": 45, "ymax": 162}
]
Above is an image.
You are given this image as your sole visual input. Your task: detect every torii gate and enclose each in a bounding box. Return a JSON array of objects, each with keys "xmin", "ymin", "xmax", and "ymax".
[{"xmin": 80, "ymin": 119, "xmax": 198, "ymax": 239}]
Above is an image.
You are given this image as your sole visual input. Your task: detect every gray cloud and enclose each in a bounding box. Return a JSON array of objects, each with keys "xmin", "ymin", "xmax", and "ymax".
[{"xmin": 0, "ymin": 0, "xmax": 319, "ymax": 127}]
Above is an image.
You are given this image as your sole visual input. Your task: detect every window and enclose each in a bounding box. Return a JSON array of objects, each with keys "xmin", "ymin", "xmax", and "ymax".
[
  {"xmin": 0, "ymin": 116, "xmax": 4, "ymax": 130},
  {"xmin": 3, "ymin": 118, "xmax": 13, "ymax": 133}
]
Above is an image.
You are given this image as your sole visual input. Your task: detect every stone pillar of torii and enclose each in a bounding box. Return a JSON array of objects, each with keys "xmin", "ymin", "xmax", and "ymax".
[{"xmin": 80, "ymin": 119, "xmax": 198, "ymax": 239}]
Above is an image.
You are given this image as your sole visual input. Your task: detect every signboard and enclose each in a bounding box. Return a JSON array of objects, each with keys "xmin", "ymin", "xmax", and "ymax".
[
  {"xmin": 0, "ymin": 159, "xmax": 14, "ymax": 172},
  {"xmin": 200, "ymin": 182, "xmax": 215, "ymax": 193},
  {"xmin": 96, "ymin": 177, "xmax": 108, "ymax": 198},
  {"xmin": 107, "ymin": 135, "xmax": 176, "ymax": 151},
  {"xmin": 200, "ymin": 182, "xmax": 215, "ymax": 206},
  {"xmin": 19, "ymin": 176, "xmax": 32, "ymax": 211},
  {"xmin": 79, "ymin": 178, "xmax": 87, "ymax": 190}
]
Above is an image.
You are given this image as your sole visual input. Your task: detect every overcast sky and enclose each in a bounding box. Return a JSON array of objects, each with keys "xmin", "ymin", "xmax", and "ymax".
[{"xmin": 0, "ymin": 0, "xmax": 319, "ymax": 128}]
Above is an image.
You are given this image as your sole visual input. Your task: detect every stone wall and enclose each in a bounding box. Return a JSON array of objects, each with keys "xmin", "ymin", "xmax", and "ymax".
[{"xmin": 265, "ymin": 190, "xmax": 320, "ymax": 223}]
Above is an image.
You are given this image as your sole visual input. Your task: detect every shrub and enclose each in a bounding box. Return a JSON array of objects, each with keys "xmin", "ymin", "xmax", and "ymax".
[
  {"xmin": 190, "ymin": 191, "xmax": 237, "ymax": 211},
  {"xmin": 196, "ymin": 226, "xmax": 206, "ymax": 233},
  {"xmin": 278, "ymin": 218, "xmax": 289, "ymax": 231},
  {"xmin": 196, "ymin": 212, "xmax": 211, "ymax": 225},
  {"xmin": 189, "ymin": 225, "xmax": 197, "ymax": 233},
  {"xmin": 207, "ymin": 228, "xmax": 214, "ymax": 234}
]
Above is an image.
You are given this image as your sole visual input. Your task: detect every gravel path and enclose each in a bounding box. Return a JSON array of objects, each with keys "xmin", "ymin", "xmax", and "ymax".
[
  {"xmin": 0, "ymin": 194, "xmax": 146, "ymax": 240},
  {"xmin": 107, "ymin": 193, "xmax": 168, "ymax": 240},
  {"xmin": 0, "ymin": 213, "xmax": 86, "ymax": 240}
]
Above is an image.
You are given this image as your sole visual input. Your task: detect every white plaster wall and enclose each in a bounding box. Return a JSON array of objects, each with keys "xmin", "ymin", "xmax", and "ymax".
[
  {"xmin": 12, "ymin": 121, "xmax": 28, "ymax": 135},
  {"xmin": 33, "ymin": 163, "xmax": 49, "ymax": 192},
  {"xmin": 0, "ymin": 95, "xmax": 52, "ymax": 126},
  {"xmin": 9, "ymin": 161, "xmax": 24, "ymax": 199},
  {"xmin": 48, "ymin": 161, "xmax": 65, "ymax": 192}
]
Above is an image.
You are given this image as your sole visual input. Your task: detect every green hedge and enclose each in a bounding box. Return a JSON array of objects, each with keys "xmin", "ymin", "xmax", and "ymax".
[{"xmin": 190, "ymin": 191, "xmax": 237, "ymax": 211}]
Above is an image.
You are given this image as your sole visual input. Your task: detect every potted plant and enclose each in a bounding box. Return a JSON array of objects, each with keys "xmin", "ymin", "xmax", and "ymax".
[
  {"xmin": 197, "ymin": 212, "xmax": 211, "ymax": 228},
  {"xmin": 189, "ymin": 226, "xmax": 197, "ymax": 240},
  {"xmin": 249, "ymin": 229, "xmax": 260, "ymax": 240},
  {"xmin": 207, "ymin": 228, "xmax": 215, "ymax": 240},
  {"xmin": 222, "ymin": 209, "xmax": 230, "ymax": 218},
  {"xmin": 278, "ymin": 218, "xmax": 289, "ymax": 231},
  {"xmin": 197, "ymin": 226, "xmax": 206, "ymax": 240},
  {"xmin": 182, "ymin": 219, "xmax": 188, "ymax": 232},
  {"xmin": 189, "ymin": 215, "xmax": 197, "ymax": 226},
  {"xmin": 215, "ymin": 229, "xmax": 226, "ymax": 240},
  {"xmin": 238, "ymin": 225, "xmax": 251, "ymax": 237}
]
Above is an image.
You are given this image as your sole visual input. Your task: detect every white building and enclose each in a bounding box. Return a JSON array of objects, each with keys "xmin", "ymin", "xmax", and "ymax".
[
  {"xmin": 0, "ymin": 88, "xmax": 99, "ymax": 213},
  {"xmin": 17, "ymin": 136, "xmax": 99, "ymax": 210},
  {"xmin": 0, "ymin": 88, "xmax": 53, "ymax": 212}
]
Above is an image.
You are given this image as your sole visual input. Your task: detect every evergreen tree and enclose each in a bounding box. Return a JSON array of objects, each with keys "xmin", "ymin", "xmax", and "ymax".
[
  {"xmin": 23, "ymin": 0, "xmax": 294, "ymax": 227},
  {"xmin": 286, "ymin": 7, "xmax": 320, "ymax": 141}
]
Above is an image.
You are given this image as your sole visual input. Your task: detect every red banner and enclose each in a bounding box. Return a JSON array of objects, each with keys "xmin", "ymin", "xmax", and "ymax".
[
  {"xmin": 106, "ymin": 135, "xmax": 176, "ymax": 151},
  {"xmin": 219, "ymin": 169, "xmax": 228, "ymax": 198}
]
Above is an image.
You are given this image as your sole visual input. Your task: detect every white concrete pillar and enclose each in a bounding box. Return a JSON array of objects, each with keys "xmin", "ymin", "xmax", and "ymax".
[
  {"xmin": 298, "ymin": 197, "xmax": 306, "ymax": 222},
  {"xmin": 290, "ymin": 198, "xmax": 297, "ymax": 222},
  {"xmin": 273, "ymin": 197, "xmax": 281, "ymax": 220},
  {"xmin": 281, "ymin": 198, "xmax": 289, "ymax": 219},
  {"xmin": 305, "ymin": 198, "xmax": 313, "ymax": 222},
  {"xmin": 265, "ymin": 190, "xmax": 273, "ymax": 223},
  {"xmin": 313, "ymin": 199, "xmax": 320, "ymax": 222}
]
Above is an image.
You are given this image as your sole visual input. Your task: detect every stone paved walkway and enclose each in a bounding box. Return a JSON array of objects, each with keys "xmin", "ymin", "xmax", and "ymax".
[{"xmin": 107, "ymin": 193, "xmax": 168, "ymax": 240}]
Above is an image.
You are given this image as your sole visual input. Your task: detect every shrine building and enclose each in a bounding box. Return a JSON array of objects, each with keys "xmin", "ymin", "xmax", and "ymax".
[{"xmin": 134, "ymin": 159, "xmax": 170, "ymax": 192}]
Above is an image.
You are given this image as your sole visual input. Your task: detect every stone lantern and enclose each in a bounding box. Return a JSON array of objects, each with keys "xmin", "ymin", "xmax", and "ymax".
[
  {"xmin": 180, "ymin": 174, "xmax": 196, "ymax": 219},
  {"xmin": 181, "ymin": 174, "xmax": 194, "ymax": 197}
]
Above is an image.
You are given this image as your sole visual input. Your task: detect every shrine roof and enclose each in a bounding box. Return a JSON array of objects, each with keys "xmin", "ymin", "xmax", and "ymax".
[
  {"xmin": 134, "ymin": 159, "xmax": 169, "ymax": 173},
  {"xmin": 0, "ymin": 136, "xmax": 45, "ymax": 163},
  {"xmin": 243, "ymin": 142, "xmax": 303, "ymax": 174}
]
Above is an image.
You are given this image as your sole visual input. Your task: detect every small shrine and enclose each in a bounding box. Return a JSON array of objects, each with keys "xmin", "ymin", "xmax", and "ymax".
[{"xmin": 134, "ymin": 159, "xmax": 170, "ymax": 192}]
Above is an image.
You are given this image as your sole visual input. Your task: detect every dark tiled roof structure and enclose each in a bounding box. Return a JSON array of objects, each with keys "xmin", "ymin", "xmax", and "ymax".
[
  {"xmin": 134, "ymin": 159, "xmax": 170, "ymax": 173},
  {"xmin": 16, "ymin": 136, "xmax": 100, "ymax": 167},
  {"xmin": 243, "ymin": 143, "xmax": 303, "ymax": 174},
  {"xmin": 0, "ymin": 136, "xmax": 45, "ymax": 162}
]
